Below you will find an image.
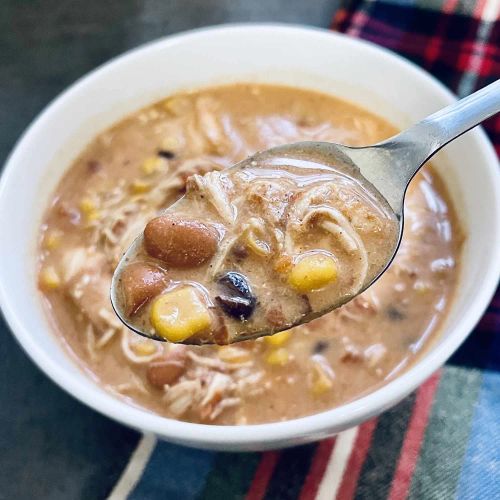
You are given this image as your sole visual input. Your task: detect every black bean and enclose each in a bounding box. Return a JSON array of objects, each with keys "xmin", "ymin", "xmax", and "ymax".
[
  {"xmin": 216, "ymin": 272, "xmax": 256, "ymax": 320},
  {"xmin": 387, "ymin": 306, "xmax": 406, "ymax": 321},
  {"xmin": 215, "ymin": 295, "xmax": 255, "ymax": 321},
  {"xmin": 158, "ymin": 149, "xmax": 176, "ymax": 159},
  {"xmin": 313, "ymin": 340, "xmax": 329, "ymax": 354},
  {"xmin": 218, "ymin": 272, "xmax": 253, "ymax": 299}
]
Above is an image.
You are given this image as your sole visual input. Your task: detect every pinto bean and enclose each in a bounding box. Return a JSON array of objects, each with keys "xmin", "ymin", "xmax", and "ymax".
[
  {"xmin": 144, "ymin": 215, "xmax": 218, "ymax": 268},
  {"xmin": 120, "ymin": 262, "xmax": 169, "ymax": 315},
  {"xmin": 146, "ymin": 347, "xmax": 188, "ymax": 388}
]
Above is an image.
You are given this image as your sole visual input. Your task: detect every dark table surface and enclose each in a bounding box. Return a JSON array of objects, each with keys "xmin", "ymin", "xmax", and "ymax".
[{"xmin": 0, "ymin": 2, "xmax": 339, "ymax": 499}]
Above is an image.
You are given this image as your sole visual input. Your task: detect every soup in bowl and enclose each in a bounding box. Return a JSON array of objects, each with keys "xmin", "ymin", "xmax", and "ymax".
[
  {"xmin": 37, "ymin": 83, "xmax": 461, "ymax": 425},
  {"xmin": 0, "ymin": 25, "xmax": 499, "ymax": 450}
]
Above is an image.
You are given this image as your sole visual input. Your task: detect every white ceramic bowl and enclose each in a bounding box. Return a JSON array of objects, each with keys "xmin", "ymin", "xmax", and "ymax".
[{"xmin": 0, "ymin": 25, "xmax": 499, "ymax": 451}]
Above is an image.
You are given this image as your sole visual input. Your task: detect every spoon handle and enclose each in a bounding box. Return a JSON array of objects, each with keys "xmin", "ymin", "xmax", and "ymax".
[
  {"xmin": 387, "ymin": 78, "xmax": 500, "ymax": 177},
  {"xmin": 356, "ymin": 78, "xmax": 500, "ymax": 214}
]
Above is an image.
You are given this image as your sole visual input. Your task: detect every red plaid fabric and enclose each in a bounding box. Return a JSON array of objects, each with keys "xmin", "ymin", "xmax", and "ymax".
[{"xmin": 332, "ymin": 0, "xmax": 500, "ymax": 155}]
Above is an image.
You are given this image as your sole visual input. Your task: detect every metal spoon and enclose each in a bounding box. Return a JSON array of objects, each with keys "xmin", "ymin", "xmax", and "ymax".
[{"xmin": 111, "ymin": 79, "xmax": 500, "ymax": 342}]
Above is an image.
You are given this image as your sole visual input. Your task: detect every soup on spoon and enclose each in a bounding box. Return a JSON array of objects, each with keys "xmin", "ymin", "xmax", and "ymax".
[
  {"xmin": 111, "ymin": 78, "xmax": 499, "ymax": 344},
  {"xmin": 111, "ymin": 146, "xmax": 399, "ymax": 344}
]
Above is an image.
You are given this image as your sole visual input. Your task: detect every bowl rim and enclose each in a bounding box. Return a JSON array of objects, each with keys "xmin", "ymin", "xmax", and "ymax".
[{"xmin": 1, "ymin": 23, "xmax": 499, "ymax": 448}]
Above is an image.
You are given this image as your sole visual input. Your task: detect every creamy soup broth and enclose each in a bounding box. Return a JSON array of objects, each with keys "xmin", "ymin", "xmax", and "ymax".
[{"xmin": 37, "ymin": 84, "xmax": 462, "ymax": 424}]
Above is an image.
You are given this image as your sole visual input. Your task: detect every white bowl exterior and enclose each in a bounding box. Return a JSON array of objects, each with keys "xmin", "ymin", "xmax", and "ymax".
[{"xmin": 0, "ymin": 25, "xmax": 499, "ymax": 451}]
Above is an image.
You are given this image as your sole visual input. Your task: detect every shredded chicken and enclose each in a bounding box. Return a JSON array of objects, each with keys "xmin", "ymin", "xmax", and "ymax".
[
  {"xmin": 120, "ymin": 330, "xmax": 163, "ymax": 364},
  {"xmin": 114, "ymin": 373, "xmax": 149, "ymax": 395},
  {"xmin": 336, "ymin": 291, "xmax": 380, "ymax": 322},
  {"xmin": 62, "ymin": 247, "xmax": 91, "ymax": 283},
  {"xmin": 186, "ymin": 351, "xmax": 251, "ymax": 372},
  {"xmin": 96, "ymin": 328, "xmax": 117, "ymax": 349},
  {"xmin": 209, "ymin": 216, "xmax": 280, "ymax": 276},
  {"xmin": 163, "ymin": 379, "xmax": 203, "ymax": 417},
  {"xmin": 320, "ymin": 220, "xmax": 358, "ymax": 253},
  {"xmin": 200, "ymin": 372, "xmax": 234, "ymax": 408},
  {"xmin": 364, "ymin": 343, "xmax": 387, "ymax": 368},
  {"xmin": 196, "ymin": 97, "xmax": 229, "ymax": 154},
  {"xmin": 85, "ymin": 324, "xmax": 97, "ymax": 361},
  {"xmin": 189, "ymin": 171, "xmax": 235, "ymax": 224},
  {"xmin": 209, "ymin": 234, "xmax": 240, "ymax": 277}
]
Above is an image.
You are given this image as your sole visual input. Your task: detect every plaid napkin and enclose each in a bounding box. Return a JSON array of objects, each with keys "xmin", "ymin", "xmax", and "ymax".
[{"xmin": 103, "ymin": 2, "xmax": 500, "ymax": 499}]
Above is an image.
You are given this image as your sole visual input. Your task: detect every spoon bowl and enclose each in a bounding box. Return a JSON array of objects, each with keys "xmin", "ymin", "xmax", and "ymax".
[
  {"xmin": 110, "ymin": 141, "xmax": 401, "ymax": 342},
  {"xmin": 111, "ymin": 79, "xmax": 500, "ymax": 343}
]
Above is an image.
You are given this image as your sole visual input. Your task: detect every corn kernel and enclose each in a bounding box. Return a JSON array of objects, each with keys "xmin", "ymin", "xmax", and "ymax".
[
  {"xmin": 86, "ymin": 210, "xmax": 101, "ymax": 222},
  {"xmin": 218, "ymin": 346, "xmax": 251, "ymax": 364},
  {"xmin": 39, "ymin": 266, "xmax": 61, "ymax": 290},
  {"xmin": 311, "ymin": 364, "xmax": 334, "ymax": 395},
  {"xmin": 266, "ymin": 348, "xmax": 289, "ymax": 366},
  {"xmin": 130, "ymin": 180, "xmax": 151, "ymax": 194},
  {"xmin": 288, "ymin": 253, "xmax": 337, "ymax": 293},
  {"xmin": 150, "ymin": 287, "xmax": 211, "ymax": 342},
  {"xmin": 264, "ymin": 330, "xmax": 291, "ymax": 347},
  {"xmin": 141, "ymin": 157, "xmax": 163, "ymax": 175},
  {"xmin": 79, "ymin": 197, "xmax": 96, "ymax": 214},
  {"xmin": 44, "ymin": 231, "xmax": 62, "ymax": 250},
  {"xmin": 131, "ymin": 341, "xmax": 157, "ymax": 356},
  {"xmin": 79, "ymin": 198, "xmax": 100, "ymax": 222}
]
